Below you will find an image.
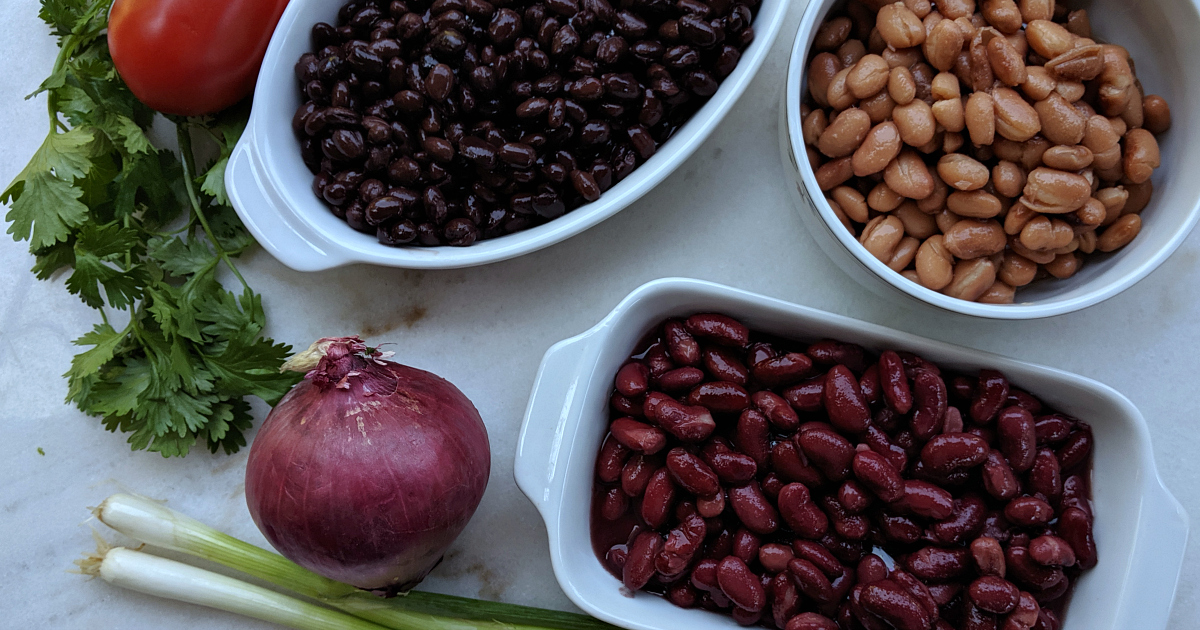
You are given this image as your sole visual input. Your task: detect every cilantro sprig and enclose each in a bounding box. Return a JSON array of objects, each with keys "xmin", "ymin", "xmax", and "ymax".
[{"xmin": 4, "ymin": 0, "xmax": 301, "ymax": 456}]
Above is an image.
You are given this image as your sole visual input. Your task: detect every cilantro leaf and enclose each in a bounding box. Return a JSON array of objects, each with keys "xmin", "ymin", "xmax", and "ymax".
[{"xmin": 7, "ymin": 0, "xmax": 299, "ymax": 457}]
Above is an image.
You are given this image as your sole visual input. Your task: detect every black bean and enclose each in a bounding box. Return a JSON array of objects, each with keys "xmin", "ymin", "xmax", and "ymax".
[
  {"xmin": 459, "ymin": 137, "xmax": 498, "ymax": 169},
  {"xmin": 296, "ymin": 0, "xmax": 754, "ymax": 246},
  {"xmin": 444, "ymin": 218, "xmax": 479, "ymax": 246},
  {"xmin": 378, "ymin": 219, "xmax": 418, "ymax": 245},
  {"xmin": 571, "ymin": 169, "xmax": 602, "ymax": 201}
]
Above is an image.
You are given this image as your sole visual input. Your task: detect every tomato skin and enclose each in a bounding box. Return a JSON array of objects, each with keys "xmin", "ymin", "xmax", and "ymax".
[{"xmin": 108, "ymin": 0, "xmax": 290, "ymax": 116}]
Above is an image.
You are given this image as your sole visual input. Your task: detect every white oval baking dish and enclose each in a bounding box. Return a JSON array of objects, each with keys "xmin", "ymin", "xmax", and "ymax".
[
  {"xmin": 780, "ymin": 0, "xmax": 1200, "ymax": 319},
  {"xmin": 225, "ymin": 0, "xmax": 789, "ymax": 271},
  {"xmin": 514, "ymin": 277, "xmax": 1188, "ymax": 630}
]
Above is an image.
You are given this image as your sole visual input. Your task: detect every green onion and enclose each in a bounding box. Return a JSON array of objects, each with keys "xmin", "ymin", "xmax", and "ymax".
[
  {"xmin": 77, "ymin": 544, "xmax": 390, "ymax": 630},
  {"xmin": 93, "ymin": 494, "xmax": 617, "ymax": 630}
]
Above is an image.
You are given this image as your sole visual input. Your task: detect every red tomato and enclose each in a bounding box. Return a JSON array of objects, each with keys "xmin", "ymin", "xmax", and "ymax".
[{"xmin": 108, "ymin": 0, "xmax": 290, "ymax": 116}]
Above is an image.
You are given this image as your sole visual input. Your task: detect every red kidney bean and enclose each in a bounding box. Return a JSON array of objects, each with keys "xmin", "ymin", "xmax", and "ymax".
[
  {"xmin": 891, "ymin": 569, "xmax": 940, "ymax": 624},
  {"xmin": 1034, "ymin": 414, "xmax": 1073, "ymax": 444},
  {"xmin": 658, "ymin": 366, "xmax": 706, "ymax": 392},
  {"xmin": 734, "ymin": 408, "xmax": 772, "ymax": 467},
  {"xmin": 971, "ymin": 370, "xmax": 1011, "ymax": 424},
  {"xmin": 943, "ymin": 407, "xmax": 965, "ymax": 434},
  {"xmin": 647, "ymin": 396, "xmax": 717, "ymax": 442},
  {"xmin": 732, "ymin": 527, "xmax": 761, "ymax": 563},
  {"xmin": 928, "ymin": 583, "xmax": 963, "ymax": 607},
  {"xmin": 951, "ymin": 376, "xmax": 975, "ymax": 403},
  {"xmin": 668, "ymin": 581, "xmax": 699, "ymax": 608},
  {"xmin": 797, "ymin": 425, "xmax": 855, "ymax": 480},
  {"xmin": 611, "ymin": 391, "xmax": 644, "ymax": 417},
  {"xmin": 657, "ymin": 512, "xmax": 707, "ymax": 576},
  {"xmin": 968, "ymin": 576, "xmax": 1020, "ymax": 614},
  {"xmin": 1056, "ymin": 426, "xmax": 1093, "ymax": 471},
  {"xmin": 685, "ymin": 314, "xmax": 750, "ymax": 347},
  {"xmin": 860, "ymin": 364, "xmax": 882, "ymax": 405},
  {"xmin": 697, "ymin": 488, "xmax": 726, "ymax": 518},
  {"xmin": 785, "ymin": 375, "xmax": 828, "ymax": 412},
  {"xmin": 606, "ymin": 544, "xmax": 628, "ymax": 574},
  {"xmin": 878, "ymin": 351, "xmax": 914, "ymax": 414},
  {"xmin": 623, "ymin": 531, "xmax": 663, "ymax": 590},
  {"xmin": 1034, "ymin": 609, "xmax": 1060, "ymax": 630},
  {"xmin": 807, "ymin": 340, "xmax": 868, "ymax": 374},
  {"xmin": 621, "ymin": 453, "xmax": 657, "ymax": 497},
  {"xmin": 982, "ymin": 449, "xmax": 1020, "ymax": 501},
  {"xmin": 1028, "ymin": 448, "xmax": 1062, "ymax": 498},
  {"xmin": 905, "ymin": 546, "xmax": 970, "ymax": 581},
  {"xmin": 718, "ymin": 556, "xmax": 766, "ymax": 612},
  {"xmin": 857, "ymin": 554, "xmax": 889, "ymax": 584},
  {"xmin": 850, "ymin": 584, "xmax": 894, "ymax": 630},
  {"xmin": 703, "ymin": 446, "xmax": 758, "ymax": 484},
  {"xmin": 1060, "ymin": 475, "xmax": 1091, "ymax": 516},
  {"xmin": 865, "ymin": 425, "xmax": 909, "ymax": 473},
  {"xmin": 971, "ymin": 536, "xmax": 1007, "ymax": 577},
  {"xmin": 838, "ymin": 479, "xmax": 874, "ymax": 513},
  {"xmin": 687, "ymin": 381, "xmax": 751, "ymax": 413},
  {"xmin": 703, "ymin": 346, "xmax": 749, "ymax": 384},
  {"xmin": 772, "ymin": 572, "xmax": 803, "ymax": 627},
  {"xmin": 666, "ymin": 447, "xmax": 720, "ymax": 496},
  {"xmin": 642, "ymin": 468, "xmax": 677, "ymax": 528},
  {"xmin": 1029, "ymin": 535, "xmax": 1076, "ymax": 567},
  {"xmin": 610, "ymin": 417, "xmax": 667, "ymax": 453},
  {"xmin": 596, "ymin": 435, "xmax": 631, "ymax": 483},
  {"xmin": 1006, "ymin": 546, "xmax": 1064, "ymax": 591},
  {"xmin": 1005, "ymin": 496, "xmax": 1054, "ymax": 526},
  {"xmin": 615, "ymin": 361, "xmax": 650, "ymax": 397},
  {"xmin": 1057, "ymin": 507, "xmax": 1097, "ymax": 569},
  {"xmin": 983, "ymin": 511, "xmax": 1013, "ymax": 544},
  {"xmin": 643, "ymin": 343, "xmax": 677, "ymax": 378},
  {"xmin": 752, "ymin": 390, "xmax": 801, "ymax": 431},
  {"xmin": 861, "ymin": 580, "xmax": 932, "ymax": 630},
  {"xmin": 964, "ymin": 602, "xmax": 999, "ymax": 630},
  {"xmin": 822, "ymin": 495, "xmax": 870, "ymax": 541},
  {"xmin": 601, "ymin": 487, "xmax": 629, "ymax": 520},
  {"xmin": 789, "ymin": 557, "xmax": 836, "ymax": 604},
  {"xmin": 930, "ymin": 494, "xmax": 987, "ymax": 544},
  {"xmin": 920, "ymin": 433, "xmax": 990, "ymax": 475},
  {"xmin": 759, "ymin": 543, "xmax": 795, "ymax": 573},
  {"xmin": 824, "ymin": 365, "xmax": 872, "ymax": 434},
  {"xmin": 664, "ymin": 320, "xmax": 701, "ymax": 366},
  {"xmin": 730, "ymin": 605, "xmax": 763, "ymax": 625},
  {"xmin": 691, "ymin": 558, "xmax": 720, "ymax": 591},
  {"xmin": 911, "ymin": 369, "xmax": 949, "ymax": 439},
  {"xmin": 754, "ymin": 352, "xmax": 815, "ymax": 388},
  {"xmin": 893, "ymin": 480, "xmax": 954, "ymax": 520},
  {"xmin": 793, "ymin": 540, "xmax": 844, "ymax": 579},
  {"xmin": 778, "ymin": 482, "xmax": 830, "ymax": 539},
  {"xmin": 1006, "ymin": 390, "xmax": 1045, "ymax": 415},
  {"xmin": 820, "ymin": 533, "xmax": 869, "ymax": 566},
  {"xmin": 1034, "ymin": 574, "xmax": 1069, "ymax": 605},
  {"xmin": 786, "ymin": 612, "xmax": 839, "ymax": 630},
  {"xmin": 1006, "ymin": 592, "xmax": 1041, "ymax": 630},
  {"xmin": 876, "ymin": 510, "xmax": 923, "ymax": 544},
  {"xmin": 773, "ymin": 440, "xmax": 825, "ymax": 488},
  {"xmin": 853, "ymin": 450, "xmax": 905, "ymax": 502},
  {"xmin": 997, "ymin": 406, "xmax": 1037, "ymax": 472},
  {"xmin": 729, "ymin": 481, "xmax": 779, "ymax": 535}
]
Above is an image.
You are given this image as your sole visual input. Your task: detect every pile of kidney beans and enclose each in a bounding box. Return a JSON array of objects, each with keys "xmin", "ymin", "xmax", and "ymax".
[
  {"xmin": 591, "ymin": 314, "xmax": 1095, "ymax": 630},
  {"xmin": 292, "ymin": 0, "xmax": 757, "ymax": 247}
]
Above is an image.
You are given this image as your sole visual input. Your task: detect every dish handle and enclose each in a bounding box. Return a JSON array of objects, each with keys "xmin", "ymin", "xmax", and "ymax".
[
  {"xmin": 225, "ymin": 127, "xmax": 351, "ymax": 272},
  {"xmin": 514, "ymin": 331, "xmax": 597, "ymax": 516},
  {"xmin": 1119, "ymin": 475, "xmax": 1190, "ymax": 628}
]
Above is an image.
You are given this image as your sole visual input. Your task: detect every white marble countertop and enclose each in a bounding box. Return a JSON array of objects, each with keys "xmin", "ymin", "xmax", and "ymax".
[{"xmin": 1, "ymin": 0, "xmax": 1197, "ymax": 628}]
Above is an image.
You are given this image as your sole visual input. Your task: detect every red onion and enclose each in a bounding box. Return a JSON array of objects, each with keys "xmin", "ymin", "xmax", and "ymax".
[{"xmin": 245, "ymin": 337, "xmax": 490, "ymax": 592}]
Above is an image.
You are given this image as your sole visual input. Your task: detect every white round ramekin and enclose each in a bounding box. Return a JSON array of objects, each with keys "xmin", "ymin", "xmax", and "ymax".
[
  {"xmin": 515, "ymin": 277, "xmax": 1188, "ymax": 630},
  {"xmin": 781, "ymin": 0, "xmax": 1200, "ymax": 319},
  {"xmin": 225, "ymin": 0, "xmax": 788, "ymax": 271}
]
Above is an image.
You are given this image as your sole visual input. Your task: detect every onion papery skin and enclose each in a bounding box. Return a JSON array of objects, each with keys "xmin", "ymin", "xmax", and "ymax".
[{"xmin": 245, "ymin": 339, "xmax": 490, "ymax": 592}]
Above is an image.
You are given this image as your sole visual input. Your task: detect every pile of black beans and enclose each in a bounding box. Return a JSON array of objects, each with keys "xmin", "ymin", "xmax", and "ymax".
[{"xmin": 293, "ymin": 0, "xmax": 758, "ymax": 247}]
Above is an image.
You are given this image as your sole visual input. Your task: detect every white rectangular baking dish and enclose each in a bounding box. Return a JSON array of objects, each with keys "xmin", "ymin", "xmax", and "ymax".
[
  {"xmin": 514, "ymin": 277, "xmax": 1188, "ymax": 630},
  {"xmin": 225, "ymin": 0, "xmax": 789, "ymax": 271}
]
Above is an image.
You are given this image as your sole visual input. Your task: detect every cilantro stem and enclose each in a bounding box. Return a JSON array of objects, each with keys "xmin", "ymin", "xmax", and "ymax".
[
  {"xmin": 45, "ymin": 0, "xmax": 113, "ymax": 132},
  {"xmin": 175, "ymin": 124, "xmax": 251, "ymax": 292}
]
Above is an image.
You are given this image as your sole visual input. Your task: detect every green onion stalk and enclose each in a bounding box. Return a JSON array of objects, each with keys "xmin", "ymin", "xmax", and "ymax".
[{"xmin": 90, "ymin": 494, "xmax": 617, "ymax": 630}]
